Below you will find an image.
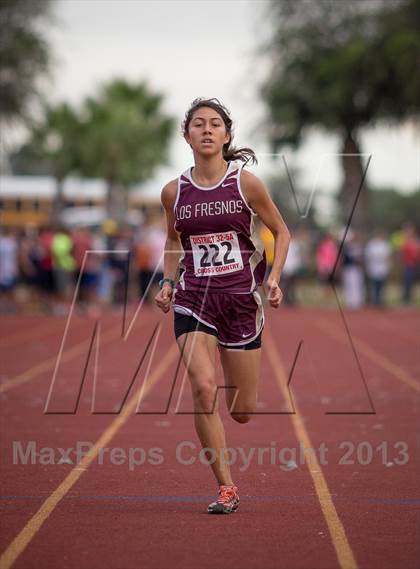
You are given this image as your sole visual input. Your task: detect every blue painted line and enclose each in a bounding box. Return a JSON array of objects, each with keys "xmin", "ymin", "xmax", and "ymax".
[{"xmin": 0, "ymin": 495, "xmax": 419, "ymax": 505}]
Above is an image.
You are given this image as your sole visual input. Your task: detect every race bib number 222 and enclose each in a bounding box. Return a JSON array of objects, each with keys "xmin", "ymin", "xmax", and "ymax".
[{"xmin": 190, "ymin": 231, "xmax": 244, "ymax": 277}]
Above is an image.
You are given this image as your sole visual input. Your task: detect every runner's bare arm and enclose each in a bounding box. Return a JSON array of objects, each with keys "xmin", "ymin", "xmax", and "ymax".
[
  {"xmin": 161, "ymin": 180, "xmax": 182, "ymax": 280},
  {"xmin": 241, "ymin": 170, "xmax": 291, "ymax": 283},
  {"xmin": 155, "ymin": 180, "xmax": 182, "ymax": 313}
]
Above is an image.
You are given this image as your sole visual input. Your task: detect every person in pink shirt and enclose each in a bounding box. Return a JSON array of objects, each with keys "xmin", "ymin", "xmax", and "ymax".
[{"xmin": 316, "ymin": 232, "xmax": 339, "ymax": 306}]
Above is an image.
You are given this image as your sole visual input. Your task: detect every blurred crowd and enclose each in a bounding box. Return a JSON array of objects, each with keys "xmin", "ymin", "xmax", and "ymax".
[
  {"xmin": 0, "ymin": 216, "xmax": 419, "ymax": 315},
  {"xmin": 0, "ymin": 211, "xmax": 165, "ymax": 315},
  {"xmin": 259, "ymin": 222, "xmax": 418, "ymax": 309}
]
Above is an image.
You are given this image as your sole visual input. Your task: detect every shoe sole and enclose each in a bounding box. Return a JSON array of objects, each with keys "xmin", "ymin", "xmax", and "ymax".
[{"xmin": 207, "ymin": 504, "xmax": 239, "ymax": 515}]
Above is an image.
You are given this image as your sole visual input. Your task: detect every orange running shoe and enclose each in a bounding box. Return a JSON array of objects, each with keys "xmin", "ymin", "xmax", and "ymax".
[{"xmin": 207, "ymin": 484, "xmax": 239, "ymax": 514}]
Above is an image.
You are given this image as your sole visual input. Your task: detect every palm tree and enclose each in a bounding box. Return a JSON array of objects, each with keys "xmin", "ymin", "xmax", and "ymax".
[
  {"xmin": 13, "ymin": 102, "xmax": 83, "ymax": 218},
  {"xmin": 78, "ymin": 78, "xmax": 175, "ymax": 221}
]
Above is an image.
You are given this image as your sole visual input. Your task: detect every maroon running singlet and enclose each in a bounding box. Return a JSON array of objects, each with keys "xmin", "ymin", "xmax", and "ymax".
[{"xmin": 172, "ymin": 160, "xmax": 267, "ymax": 347}]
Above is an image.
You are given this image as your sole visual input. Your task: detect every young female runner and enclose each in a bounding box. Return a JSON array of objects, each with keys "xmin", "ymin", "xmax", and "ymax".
[{"xmin": 155, "ymin": 98, "xmax": 290, "ymax": 514}]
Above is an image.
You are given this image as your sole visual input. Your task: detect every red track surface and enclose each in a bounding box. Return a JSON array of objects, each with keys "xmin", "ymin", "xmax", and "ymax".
[{"xmin": 0, "ymin": 304, "xmax": 419, "ymax": 569}]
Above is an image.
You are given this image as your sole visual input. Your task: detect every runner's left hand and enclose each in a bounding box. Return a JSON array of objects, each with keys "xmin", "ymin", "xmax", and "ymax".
[{"xmin": 265, "ymin": 276, "xmax": 283, "ymax": 309}]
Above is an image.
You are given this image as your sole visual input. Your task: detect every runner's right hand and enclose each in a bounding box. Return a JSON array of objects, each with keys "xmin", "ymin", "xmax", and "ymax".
[{"xmin": 155, "ymin": 284, "xmax": 173, "ymax": 313}]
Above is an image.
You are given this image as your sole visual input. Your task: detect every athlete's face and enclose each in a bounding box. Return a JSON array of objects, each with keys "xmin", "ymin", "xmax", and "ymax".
[{"xmin": 185, "ymin": 107, "xmax": 230, "ymax": 156}]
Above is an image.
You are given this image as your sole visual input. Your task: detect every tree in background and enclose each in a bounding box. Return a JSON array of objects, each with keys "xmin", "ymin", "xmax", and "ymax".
[
  {"xmin": 369, "ymin": 188, "xmax": 420, "ymax": 232},
  {"xmin": 78, "ymin": 79, "xmax": 175, "ymax": 221},
  {"xmin": 261, "ymin": 0, "xmax": 420, "ymax": 229},
  {"xmin": 11, "ymin": 103, "xmax": 84, "ymax": 218},
  {"xmin": 265, "ymin": 169, "xmax": 319, "ymax": 230},
  {"xmin": 11, "ymin": 79, "xmax": 175, "ymax": 221},
  {"xmin": 0, "ymin": 0, "xmax": 53, "ymax": 126}
]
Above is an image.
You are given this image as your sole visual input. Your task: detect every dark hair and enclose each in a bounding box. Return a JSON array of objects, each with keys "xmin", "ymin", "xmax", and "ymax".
[{"xmin": 182, "ymin": 97, "xmax": 257, "ymax": 165}]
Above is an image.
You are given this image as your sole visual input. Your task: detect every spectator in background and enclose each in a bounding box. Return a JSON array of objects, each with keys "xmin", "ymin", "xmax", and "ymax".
[
  {"xmin": 341, "ymin": 230, "xmax": 365, "ymax": 309},
  {"xmin": 0, "ymin": 227, "xmax": 18, "ymax": 312},
  {"xmin": 364, "ymin": 230, "xmax": 392, "ymax": 306},
  {"xmin": 96, "ymin": 219, "xmax": 117, "ymax": 306},
  {"xmin": 316, "ymin": 231, "xmax": 338, "ymax": 306},
  {"xmin": 18, "ymin": 227, "xmax": 41, "ymax": 305},
  {"xmin": 148, "ymin": 213, "xmax": 166, "ymax": 295},
  {"xmin": 86, "ymin": 229, "xmax": 105, "ymax": 312},
  {"xmin": 52, "ymin": 226, "xmax": 76, "ymax": 313},
  {"xmin": 72, "ymin": 226, "xmax": 92, "ymax": 302},
  {"xmin": 296, "ymin": 226, "xmax": 311, "ymax": 279},
  {"xmin": 280, "ymin": 231, "xmax": 303, "ymax": 306},
  {"xmin": 136, "ymin": 212, "xmax": 166, "ymax": 303},
  {"xmin": 72, "ymin": 227, "xmax": 91, "ymax": 281},
  {"xmin": 135, "ymin": 221, "xmax": 153, "ymax": 302},
  {"xmin": 400, "ymin": 224, "xmax": 419, "ymax": 304},
  {"xmin": 109, "ymin": 225, "xmax": 133, "ymax": 306},
  {"xmin": 72, "ymin": 226, "xmax": 101, "ymax": 313},
  {"xmin": 38, "ymin": 225, "xmax": 56, "ymax": 310}
]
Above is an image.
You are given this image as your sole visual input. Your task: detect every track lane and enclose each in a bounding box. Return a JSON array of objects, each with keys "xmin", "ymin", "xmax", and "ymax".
[{"xmin": 0, "ymin": 307, "xmax": 418, "ymax": 569}]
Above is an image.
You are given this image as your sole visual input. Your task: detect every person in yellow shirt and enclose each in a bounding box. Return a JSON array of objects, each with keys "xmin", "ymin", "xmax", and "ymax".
[{"xmin": 52, "ymin": 226, "xmax": 76, "ymax": 306}]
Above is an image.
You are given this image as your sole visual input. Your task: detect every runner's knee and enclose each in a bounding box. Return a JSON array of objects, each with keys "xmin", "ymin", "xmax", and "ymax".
[
  {"xmin": 191, "ymin": 377, "xmax": 217, "ymax": 410},
  {"xmin": 230, "ymin": 410, "xmax": 253, "ymax": 424}
]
